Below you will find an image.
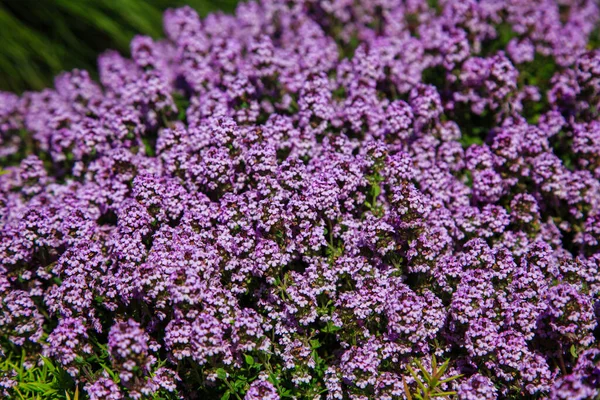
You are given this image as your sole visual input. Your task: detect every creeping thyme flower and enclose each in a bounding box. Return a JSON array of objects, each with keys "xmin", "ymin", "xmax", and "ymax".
[
  {"xmin": 245, "ymin": 377, "xmax": 279, "ymax": 400},
  {"xmin": 1, "ymin": 0, "xmax": 600, "ymax": 398},
  {"xmin": 457, "ymin": 374, "xmax": 497, "ymax": 400},
  {"xmin": 84, "ymin": 374, "xmax": 123, "ymax": 400}
]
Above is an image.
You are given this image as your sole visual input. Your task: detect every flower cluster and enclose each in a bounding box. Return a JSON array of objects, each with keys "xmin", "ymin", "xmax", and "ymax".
[{"xmin": 1, "ymin": 0, "xmax": 600, "ymax": 399}]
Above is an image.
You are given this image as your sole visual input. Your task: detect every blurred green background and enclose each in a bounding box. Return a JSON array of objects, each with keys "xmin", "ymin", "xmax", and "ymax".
[{"xmin": 0, "ymin": 0, "xmax": 239, "ymax": 94}]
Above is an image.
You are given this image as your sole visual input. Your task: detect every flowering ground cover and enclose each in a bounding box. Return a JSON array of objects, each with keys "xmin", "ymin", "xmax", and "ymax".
[{"xmin": 1, "ymin": 0, "xmax": 600, "ymax": 399}]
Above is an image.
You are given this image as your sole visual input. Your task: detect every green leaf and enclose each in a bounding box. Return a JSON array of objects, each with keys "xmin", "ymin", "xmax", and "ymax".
[
  {"xmin": 431, "ymin": 391, "xmax": 457, "ymax": 397},
  {"xmin": 570, "ymin": 345, "xmax": 577, "ymax": 359},
  {"xmin": 406, "ymin": 365, "xmax": 427, "ymax": 394},
  {"xmin": 221, "ymin": 391, "xmax": 231, "ymax": 400},
  {"xmin": 268, "ymin": 372, "xmax": 279, "ymax": 384},
  {"xmin": 244, "ymin": 354, "xmax": 255, "ymax": 366},
  {"xmin": 402, "ymin": 376, "xmax": 414, "ymax": 400},
  {"xmin": 437, "ymin": 358, "xmax": 450, "ymax": 376},
  {"xmin": 439, "ymin": 374, "xmax": 464, "ymax": 384},
  {"xmin": 100, "ymin": 363, "xmax": 119, "ymax": 382},
  {"xmin": 234, "ymin": 379, "xmax": 247, "ymax": 391},
  {"xmin": 323, "ymin": 321, "xmax": 341, "ymax": 333},
  {"xmin": 371, "ymin": 182, "xmax": 381, "ymax": 198},
  {"xmin": 216, "ymin": 368, "xmax": 228, "ymax": 380},
  {"xmin": 414, "ymin": 359, "xmax": 431, "ymax": 382}
]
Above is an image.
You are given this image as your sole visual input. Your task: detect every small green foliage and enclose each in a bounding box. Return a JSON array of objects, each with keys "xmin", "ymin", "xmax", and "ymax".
[
  {"xmin": 244, "ymin": 354, "xmax": 255, "ymax": 366},
  {"xmin": 0, "ymin": 349, "xmax": 77, "ymax": 400},
  {"xmin": 403, "ymin": 355, "xmax": 463, "ymax": 400},
  {"xmin": 426, "ymin": 0, "xmax": 441, "ymax": 14},
  {"xmin": 462, "ymin": 169, "xmax": 473, "ymax": 188},
  {"xmin": 455, "ymin": 108, "xmax": 492, "ymax": 147},
  {"xmin": 64, "ymin": 386, "xmax": 79, "ymax": 400},
  {"xmin": 518, "ymin": 54, "xmax": 558, "ymax": 92},
  {"xmin": 569, "ymin": 344, "xmax": 578, "ymax": 359},
  {"xmin": 322, "ymin": 321, "xmax": 342, "ymax": 333},
  {"xmin": 141, "ymin": 137, "xmax": 156, "ymax": 157},
  {"xmin": 365, "ymin": 172, "xmax": 385, "ymax": 215},
  {"xmin": 588, "ymin": 26, "xmax": 600, "ymax": 50},
  {"xmin": 422, "ymin": 66, "xmax": 447, "ymax": 91},
  {"xmin": 551, "ymin": 130, "xmax": 576, "ymax": 171},
  {"xmin": 212, "ymin": 352, "xmax": 276, "ymax": 400},
  {"xmin": 481, "ymin": 23, "xmax": 518, "ymax": 57},
  {"xmin": 459, "ymin": 131, "xmax": 485, "ymax": 147},
  {"xmin": 172, "ymin": 92, "xmax": 190, "ymax": 123},
  {"xmin": 338, "ymin": 35, "xmax": 360, "ymax": 60}
]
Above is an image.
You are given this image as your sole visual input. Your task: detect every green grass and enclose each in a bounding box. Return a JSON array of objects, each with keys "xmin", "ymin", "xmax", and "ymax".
[
  {"xmin": 0, "ymin": 348, "xmax": 76, "ymax": 399},
  {"xmin": 0, "ymin": 0, "xmax": 239, "ymax": 93}
]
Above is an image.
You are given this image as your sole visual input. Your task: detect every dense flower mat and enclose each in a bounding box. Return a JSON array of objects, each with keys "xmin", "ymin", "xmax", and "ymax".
[{"xmin": 1, "ymin": 0, "xmax": 600, "ymax": 399}]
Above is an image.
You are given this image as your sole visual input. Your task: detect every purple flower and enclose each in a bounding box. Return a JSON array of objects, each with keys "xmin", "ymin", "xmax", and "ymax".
[
  {"xmin": 457, "ymin": 374, "xmax": 497, "ymax": 400},
  {"xmin": 245, "ymin": 378, "xmax": 279, "ymax": 400}
]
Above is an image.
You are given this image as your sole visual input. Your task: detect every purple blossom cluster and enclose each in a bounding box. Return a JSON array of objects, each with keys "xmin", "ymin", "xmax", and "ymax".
[{"xmin": 1, "ymin": 0, "xmax": 600, "ymax": 398}]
